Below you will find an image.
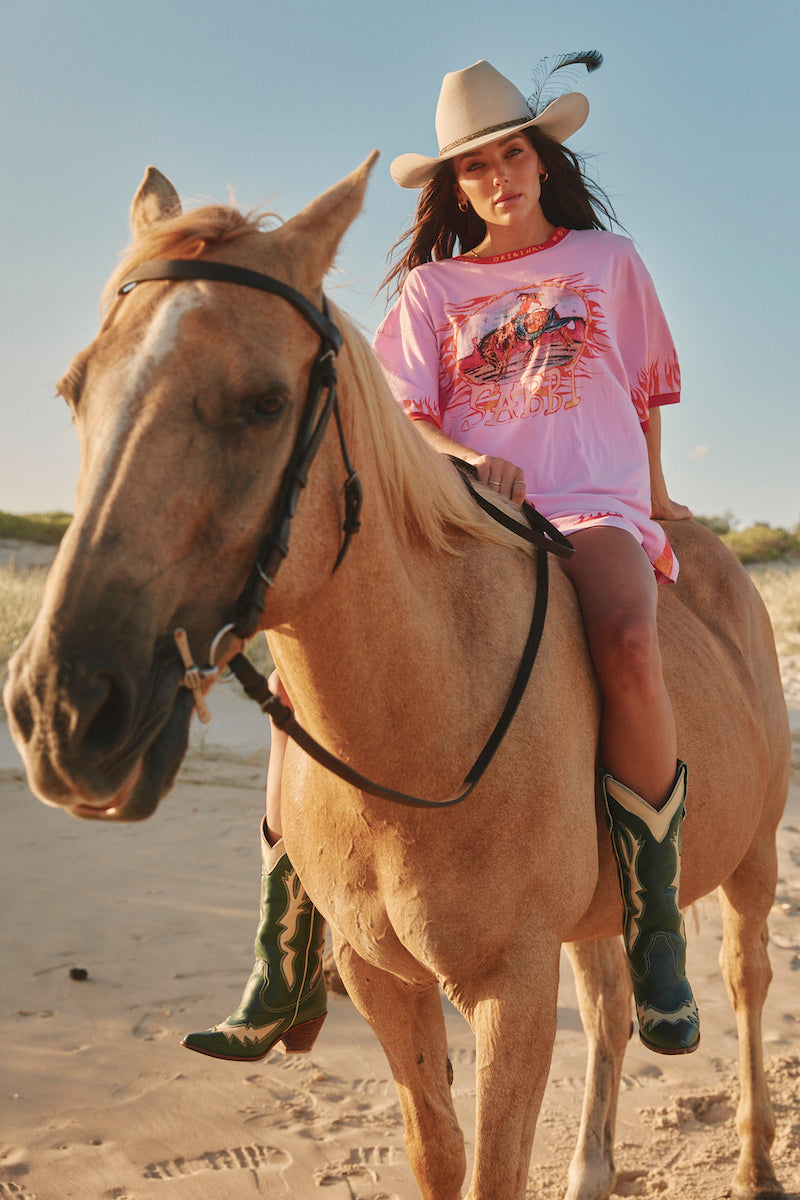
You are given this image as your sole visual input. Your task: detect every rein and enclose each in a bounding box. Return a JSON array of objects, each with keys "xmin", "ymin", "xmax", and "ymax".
[
  {"xmin": 228, "ymin": 463, "xmax": 572, "ymax": 809},
  {"xmin": 119, "ymin": 257, "xmax": 575, "ymax": 809}
]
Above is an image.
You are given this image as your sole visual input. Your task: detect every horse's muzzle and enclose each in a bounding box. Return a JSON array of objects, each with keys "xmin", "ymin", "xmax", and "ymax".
[{"xmin": 4, "ymin": 638, "xmax": 194, "ymax": 821}]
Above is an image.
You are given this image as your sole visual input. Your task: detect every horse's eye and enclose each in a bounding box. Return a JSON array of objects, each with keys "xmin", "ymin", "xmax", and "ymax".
[{"xmin": 248, "ymin": 389, "xmax": 288, "ymax": 422}]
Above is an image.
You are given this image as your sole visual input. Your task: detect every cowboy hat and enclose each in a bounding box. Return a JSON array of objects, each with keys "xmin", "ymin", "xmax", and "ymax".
[{"xmin": 390, "ymin": 60, "xmax": 589, "ymax": 189}]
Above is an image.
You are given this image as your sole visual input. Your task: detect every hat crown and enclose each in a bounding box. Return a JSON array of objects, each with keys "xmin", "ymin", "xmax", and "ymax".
[
  {"xmin": 434, "ymin": 60, "xmax": 532, "ymax": 156},
  {"xmin": 390, "ymin": 58, "xmax": 589, "ymax": 188}
]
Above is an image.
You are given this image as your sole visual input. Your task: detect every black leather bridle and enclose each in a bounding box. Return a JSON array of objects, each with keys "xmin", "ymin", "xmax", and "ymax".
[
  {"xmin": 119, "ymin": 259, "xmax": 574, "ymax": 808},
  {"xmin": 120, "ymin": 259, "xmax": 362, "ymax": 642}
]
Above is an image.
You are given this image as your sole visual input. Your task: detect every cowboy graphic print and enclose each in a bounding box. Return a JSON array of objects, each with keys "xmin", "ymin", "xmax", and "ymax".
[
  {"xmin": 447, "ymin": 278, "xmax": 593, "ymax": 426},
  {"xmin": 374, "ymin": 228, "xmax": 681, "ymax": 581}
]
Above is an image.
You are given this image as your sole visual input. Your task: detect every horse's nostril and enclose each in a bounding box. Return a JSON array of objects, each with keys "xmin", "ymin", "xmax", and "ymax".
[
  {"xmin": 80, "ymin": 671, "xmax": 133, "ymax": 752},
  {"xmin": 9, "ymin": 690, "xmax": 34, "ymax": 744}
]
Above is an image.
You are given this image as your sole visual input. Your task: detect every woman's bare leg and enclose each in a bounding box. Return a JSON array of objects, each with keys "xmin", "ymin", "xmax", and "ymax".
[
  {"xmin": 265, "ymin": 670, "xmax": 288, "ymax": 843},
  {"xmin": 563, "ymin": 527, "xmax": 699, "ymax": 1053},
  {"xmin": 560, "ymin": 526, "xmax": 676, "ymax": 809},
  {"xmin": 264, "ymin": 734, "xmax": 286, "ymax": 842}
]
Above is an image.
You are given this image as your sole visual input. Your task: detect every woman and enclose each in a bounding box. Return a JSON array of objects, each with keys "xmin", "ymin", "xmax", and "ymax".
[{"xmin": 182, "ymin": 56, "xmax": 699, "ymax": 1063}]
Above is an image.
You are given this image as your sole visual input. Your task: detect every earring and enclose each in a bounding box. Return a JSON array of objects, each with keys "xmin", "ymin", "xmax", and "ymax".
[
  {"xmin": 539, "ymin": 171, "xmax": 549, "ymax": 183},
  {"xmin": 458, "ymin": 199, "xmax": 469, "ymax": 212}
]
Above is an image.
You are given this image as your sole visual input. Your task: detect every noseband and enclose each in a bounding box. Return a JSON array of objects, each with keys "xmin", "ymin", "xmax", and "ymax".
[{"xmin": 119, "ymin": 257, "xmax": 574, "ymax": 809}]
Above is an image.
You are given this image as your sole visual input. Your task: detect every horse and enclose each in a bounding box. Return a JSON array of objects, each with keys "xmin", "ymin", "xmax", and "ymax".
[
  {"xmin": 4, "ymin": 156, "xmax": 790, "ymax": 1200},
  {"xmin": 476, "ymin": 290, "xmax": 574, "ymax": 379}
]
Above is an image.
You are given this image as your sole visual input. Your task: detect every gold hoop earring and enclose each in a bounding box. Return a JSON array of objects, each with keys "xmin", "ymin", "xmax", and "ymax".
[
  {"xmin": 458, "ymin": 199, "xmax": 469, "ymax": 212},
  {"xmin": 539, "ymin": 171, "xmax": 549, "ymax": 183}
]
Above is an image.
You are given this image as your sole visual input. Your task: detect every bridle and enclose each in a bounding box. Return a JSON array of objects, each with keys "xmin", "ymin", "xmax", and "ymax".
[
  {"xmin": 120, "ymin": 259, "xmax": 362, "ymax": 647},
  {"xmin": 118, "ymin": 259, "xmax": 574, "ymax": 808}
]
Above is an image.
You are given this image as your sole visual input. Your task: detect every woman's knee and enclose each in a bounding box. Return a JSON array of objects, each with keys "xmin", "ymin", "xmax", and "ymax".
[{"xmin": 591, "ymin": 612, "xmax": 663, "ymax": 698}]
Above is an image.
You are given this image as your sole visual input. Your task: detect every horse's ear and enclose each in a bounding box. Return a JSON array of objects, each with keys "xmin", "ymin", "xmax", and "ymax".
[
  {"xmin": 279, "ymin": 151, "xmax": 380, "ymax": 287},
  {"xmin": 130, "ymin": 167, "xmax": 182, "ymax": 238}
]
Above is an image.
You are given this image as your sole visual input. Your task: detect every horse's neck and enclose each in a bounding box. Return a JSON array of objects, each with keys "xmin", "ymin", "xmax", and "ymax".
[
  {"xmin": 269, "ymin": 524, "xmax": 456, "ymax": 726},
  {"xmin": 266, "ymin": 507, "xmax": 533, "ymax": 781}
]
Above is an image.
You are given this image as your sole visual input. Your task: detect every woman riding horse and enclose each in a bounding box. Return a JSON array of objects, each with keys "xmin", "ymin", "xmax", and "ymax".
[{"xmin": 183, "ymin": 53, "xmax": 700, "ymax": 1064}]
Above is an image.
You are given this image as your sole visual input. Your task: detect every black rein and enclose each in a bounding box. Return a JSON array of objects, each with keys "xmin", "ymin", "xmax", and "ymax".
[{"xmin": 118, "ymin": 258, "xmax": 574, "ymax": 810}]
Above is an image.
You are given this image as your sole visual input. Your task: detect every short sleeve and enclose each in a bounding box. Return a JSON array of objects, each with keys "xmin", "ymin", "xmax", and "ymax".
[
  {"xmin": 613, "ymin": 244, "xmax": 680, "ymax": 431},
  {"xmin": 373, "ymin": 277, "xmax": 444, "ymax": 427}
]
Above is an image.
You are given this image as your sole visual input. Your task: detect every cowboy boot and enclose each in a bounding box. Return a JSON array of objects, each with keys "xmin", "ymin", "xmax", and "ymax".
[
  {"xmin": 600, "ymin": 761, "xmax": 700, "ymax": 1055},
  {"xmin": 181, "ymin": 819, "xmax": 327, "ymax": 1062}
]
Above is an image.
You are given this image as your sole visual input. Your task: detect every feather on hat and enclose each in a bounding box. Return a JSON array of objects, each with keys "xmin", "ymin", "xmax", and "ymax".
[{"xmin": 390, "ymin": 55, "xmax": 601, "ymax": 189}]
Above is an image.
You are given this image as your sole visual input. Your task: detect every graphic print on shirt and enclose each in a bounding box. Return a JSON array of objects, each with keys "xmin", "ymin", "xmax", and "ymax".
[{"xmin": 441, "ymin": 276, "xmax": 609, "ymax": 434}]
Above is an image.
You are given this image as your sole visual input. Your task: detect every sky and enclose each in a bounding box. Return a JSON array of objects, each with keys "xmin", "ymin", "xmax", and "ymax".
[{"xmin": 2, "ymin": 0, "xmax": 798, "ymax": 529}]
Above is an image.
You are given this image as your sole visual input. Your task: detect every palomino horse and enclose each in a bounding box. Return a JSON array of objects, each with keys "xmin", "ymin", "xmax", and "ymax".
[{"xmin": 4, "ymin": 157, "xmax": 790, "ymax": 1200}]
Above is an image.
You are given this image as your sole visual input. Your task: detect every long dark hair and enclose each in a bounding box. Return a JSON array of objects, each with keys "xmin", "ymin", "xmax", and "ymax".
[{"xmin": 380, "ymin": 126, "xmax": 619, "ymax": 299}]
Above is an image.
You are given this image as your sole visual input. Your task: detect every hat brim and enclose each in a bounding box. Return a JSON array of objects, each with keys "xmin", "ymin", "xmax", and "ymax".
[{"xmin": 390, "ymin": 92, "xmax": 589, "ymax": 189}]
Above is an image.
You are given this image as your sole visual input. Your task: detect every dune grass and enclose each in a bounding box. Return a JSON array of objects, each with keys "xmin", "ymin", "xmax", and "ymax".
[
  {"xmin": 0, "ymin": 563, "xmax": 49, "ymax": 676},
  {"xmin": 748, "ymin": 563, "xmax": 800, "ymax": 658}
]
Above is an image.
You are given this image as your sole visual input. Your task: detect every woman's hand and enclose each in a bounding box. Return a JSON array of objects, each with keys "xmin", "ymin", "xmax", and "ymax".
[
  {"xmin": 473, "ymin": 454, "xmax": 527, "ymax": 507},
  {"xmin": 651, "ymin": 496, "xmax": 692, "ymax": 521},
  {"xmin": 408, "ymin": 421, "xmax": 527, "ymax": 508}
]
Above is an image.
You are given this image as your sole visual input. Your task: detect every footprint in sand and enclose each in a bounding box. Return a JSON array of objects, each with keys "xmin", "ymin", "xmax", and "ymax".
[
  {"xmin": 0, "ymin": 1186, "xmax": 38, "ymax": 1200},
  {"xmin": 142, "ymin": 1144, "xmax": 288, "ymax": 1179},
  {"xmin": 612, "ymin": 1168, "xmax": 656, "ymax": 1197},
  {"xmin": 638, "ymin": 1090, "xmax": 735, "ymax": 1130},
  {"xmin": 314, "ymin": 1146, "xmax": 401, "ymax": 1191},
  {"xmin": 131, "ymin": 1010, "xmax": 171, "ymax": 1041},
  {"xmin": 350, "ymin": 1076, "xmax": 393, "ymax": 1098}
]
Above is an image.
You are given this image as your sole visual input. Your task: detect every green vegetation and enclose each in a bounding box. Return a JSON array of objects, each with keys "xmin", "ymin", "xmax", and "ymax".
[
  {"xmin": 722, "ymin": 524, "xmax": 800, "ymax": 565},
  {"xmin": 0, "ymin": 510, "xmax": 72, "ymax": 545},
  {"xmin": 694, "ymin": 514, "xmax": 800, "ymax": 565}
]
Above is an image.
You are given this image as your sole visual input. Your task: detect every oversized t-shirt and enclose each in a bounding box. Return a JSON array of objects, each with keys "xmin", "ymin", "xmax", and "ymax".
[{"xmin": 373, "ymin": 227, "xmax": 680, "ymax": 581}]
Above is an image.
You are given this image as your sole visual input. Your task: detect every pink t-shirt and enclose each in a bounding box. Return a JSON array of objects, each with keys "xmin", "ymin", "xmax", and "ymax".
[{"xmin": 373, "ymin": 227, "xmax": 680, "ymax": 581}]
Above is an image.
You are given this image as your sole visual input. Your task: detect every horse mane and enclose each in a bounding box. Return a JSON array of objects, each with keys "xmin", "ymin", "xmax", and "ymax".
[
  {"xmin": 102, "ymin": 201, "xmax": 531, "ymax": 559},
  {"xmin": 332, "ymin": 306, "xmax": 533, "ymax": 559},
  {"xmin": 101, "ymin": 203, "xmax": 277, "ymax": 311}
]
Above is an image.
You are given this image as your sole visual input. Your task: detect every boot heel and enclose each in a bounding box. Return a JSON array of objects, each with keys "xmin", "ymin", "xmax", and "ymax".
[{"xmin": 280, "ymin": 1013, "xmax": 326, "ymax": 1054}]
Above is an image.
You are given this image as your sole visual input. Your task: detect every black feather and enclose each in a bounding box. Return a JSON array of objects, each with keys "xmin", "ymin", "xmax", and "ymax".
[{"xmin": 527, "ymin": 51, "xmax": 603, "ymax": 116}]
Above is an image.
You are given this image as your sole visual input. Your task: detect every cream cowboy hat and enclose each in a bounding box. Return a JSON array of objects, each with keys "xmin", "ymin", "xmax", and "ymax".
[{"xmin": 391, "ymin": 59, "xmax": 590, "ymax": 189}]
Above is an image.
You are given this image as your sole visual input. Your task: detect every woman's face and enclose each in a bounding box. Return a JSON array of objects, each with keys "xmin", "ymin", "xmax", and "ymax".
[{"xmin": 453, "ymin": 132, "xmax": 546, "ymax": 237}]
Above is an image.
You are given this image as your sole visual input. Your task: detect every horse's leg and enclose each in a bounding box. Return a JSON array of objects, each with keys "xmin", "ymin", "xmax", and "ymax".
[
  {"xmin": 718, "ymin": 829, "xmax": 784, "ymax": 1200},
  {"xmin": 563, "ymin": 937, "xmax": 633, "ymax": 1200},
  {"xmin": 333, "ymin": 936, "xmax": 466, "ymax": 1200},
  {"xmin": 457, "ymin": 932, "xmax": 561, "ymax": 1200}
]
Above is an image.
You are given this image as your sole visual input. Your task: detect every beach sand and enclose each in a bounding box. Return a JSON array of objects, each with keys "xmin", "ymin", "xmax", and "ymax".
[{"xmin": 1, "ymin": 540, "xmax": 799, "ymax": 1200}]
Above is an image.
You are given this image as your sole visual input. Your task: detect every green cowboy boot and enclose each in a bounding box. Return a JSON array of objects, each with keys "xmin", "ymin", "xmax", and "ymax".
[
  {"xmin": 182, "ymin": 820, "xmax": 327, "ymax": 1062},
  {"xmin": 600, "ymin": 761, "xmax": 700, "ymax": 1055}
]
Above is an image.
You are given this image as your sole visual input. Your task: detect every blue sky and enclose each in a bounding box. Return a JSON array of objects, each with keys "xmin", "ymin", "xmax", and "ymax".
[{"xmin": 2, "ymin": 0, "xmax": 798, "ymax": 527}]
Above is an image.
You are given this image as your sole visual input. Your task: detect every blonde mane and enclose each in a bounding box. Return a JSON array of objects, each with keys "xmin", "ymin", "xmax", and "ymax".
[
  {"xmin": 332, "ymin": 307, "xmax": 531, "ymax": 559},
  {"xmin": 103, "ymin": 201, "xmax": 530, "ymax": 559},
  {"xmin": 102, "ymin": 203, "xmax": 277, "ymax": 311}
]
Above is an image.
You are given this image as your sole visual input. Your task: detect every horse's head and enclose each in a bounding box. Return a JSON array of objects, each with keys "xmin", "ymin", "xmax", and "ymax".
[{"xmin": 4, "ymin": 153, "xmax": 378, "ymax": 821}]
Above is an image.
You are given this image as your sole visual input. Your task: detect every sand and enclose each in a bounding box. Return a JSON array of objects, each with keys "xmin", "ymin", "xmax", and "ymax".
[{"xmin": 1, "ymin": 539, "xmax": 799, "ymax": 1200}]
